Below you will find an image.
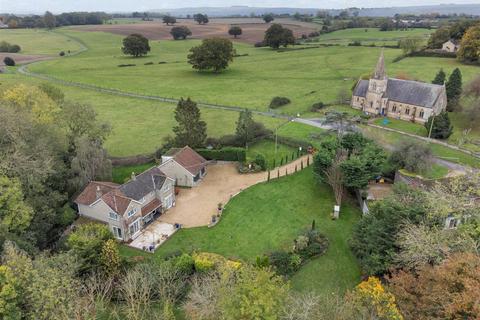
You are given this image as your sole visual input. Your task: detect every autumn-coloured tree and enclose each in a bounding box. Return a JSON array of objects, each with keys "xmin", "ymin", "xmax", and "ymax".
[
  {"xmin": 388, "ymin": 253, "xmax": 480, "ymax": 320},
  {"xmin": 347, "ymin": 276, "xmax": 404, "ymax": 320},
  {"xmin": 458, "ymin": 25, "xmax": 480, "ymax": 64},
  {"xmin": 100, "ymin": 239, "xmax": 121, "ymax": 276}
]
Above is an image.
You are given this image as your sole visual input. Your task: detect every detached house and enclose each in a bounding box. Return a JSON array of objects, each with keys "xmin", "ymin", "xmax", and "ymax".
[
  {"xmin": 75, "ymin": 167, "xmax": 175, "ymax": 241},
  {"xmin": 159, "ymin": 146, "xmax": 208, "ymax": 187},
  {"xmin": 442, "ymin": 39, "xmax": 460, "ymax": 53}
]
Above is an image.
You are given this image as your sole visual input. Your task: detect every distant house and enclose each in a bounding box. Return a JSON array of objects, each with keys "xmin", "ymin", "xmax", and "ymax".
[
  {"xmin": 160, "ymin": 146, "xmax": 208, "ymax": 187},
  {"xmin": 351, "ymin": 50, "xmax": 447, "ymax": 124},
  {"xmin": 442, "ymin": 39, "xmax": 460, "ymax": 53},
  {"xmin": 75, "ymin": 167, "xmax": 175, "ymax": 241}
]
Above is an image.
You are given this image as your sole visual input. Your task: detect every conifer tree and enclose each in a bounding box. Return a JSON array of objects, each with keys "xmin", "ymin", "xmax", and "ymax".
[
  {"xmin": 446, "ymin": 68, "xmax": 462, "ymax": 111},
  {"xmin": 425, "ymin": 111, "xmax": 453, "ymax": 139},
  {"xmin": 235, "ymin": 109, "xmax": 255, "ymax": 147},
  {"xmin": 432, "ymin": 69, "xmax": 446, "ymax": 85},
  {"xmin": 173, "ymin": 98, "xmax": 207, "ymax": 148}
]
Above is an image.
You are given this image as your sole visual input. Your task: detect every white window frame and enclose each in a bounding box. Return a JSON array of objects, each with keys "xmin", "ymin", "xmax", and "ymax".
[
  {"xmin": 129, "ymin": 218, "xmax": 141, "ymax": 236},
  {"xmin": 109, "ymin": 212, "xmax": 119, "ymax": 221},
  {"xmin": 127, "ymin": 208, "xmax": 137, "ymax": 218}
]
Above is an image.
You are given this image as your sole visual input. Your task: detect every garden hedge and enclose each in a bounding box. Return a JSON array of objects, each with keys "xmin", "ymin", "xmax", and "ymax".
[{"xmin": 196, "ymin": 147, "xmax": 246, "ymax": 162}]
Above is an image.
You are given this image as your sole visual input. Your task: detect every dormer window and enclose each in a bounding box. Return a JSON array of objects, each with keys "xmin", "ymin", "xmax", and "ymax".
[{"xmin": 109, "ymin": 212, "xmax": 119, "ymax": 221}]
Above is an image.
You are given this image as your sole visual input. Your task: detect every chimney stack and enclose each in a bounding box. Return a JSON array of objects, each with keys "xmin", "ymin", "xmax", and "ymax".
[
  {"xmin": 131, "ymin": 172, "xmax": 136, "ymax": 181},
  {"xmin": 95, "ymin": 186, "xmax": 102, "ymax": 199}
]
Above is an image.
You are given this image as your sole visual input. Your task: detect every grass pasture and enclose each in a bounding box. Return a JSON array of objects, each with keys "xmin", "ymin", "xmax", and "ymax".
[
  {"xmin": 0, "ymin": 29, "xmax": 82, "ymax": 55},
  {"xmin": 247, "ymin": 140, "xmax": 297, "ymax": 169},
  {"xmin": 121, "ymin": 168, "xmax": 362, "ymax": 295},
  {"xmin": 26, "ymin": 28, "xmax": 480, "ymax": 116}
]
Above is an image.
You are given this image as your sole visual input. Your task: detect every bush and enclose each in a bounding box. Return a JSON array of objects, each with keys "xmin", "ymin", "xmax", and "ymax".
[
  {"xmin": 348, "ymin": 40, "xmax": 362, "ymax": 46},
  {"xmin": 118, "ymin": 64, "xmax": 136, "ymax": 67},
  {"xmin": 59, "ymin": 51, "xmax": 65, "ymax": 56},
  {"xmin": 172, "ymin": 253, "xmax": 195, "ymax": 275},
  {"xmin": 310, "ymin": 101, "xmax": 326, "ymax": 111},
  {"xmin": 254, "ymin": 153, "xmax": 267, "ymax": 170},
  {"xmin": 144, "ymin": 61, "xmax": 154, "ymax": 65},
  {"xmin": 3, "ymin": 56, "xmax": 15, "ymax": 66},
  {"xmin": 9, "ymin": 44, "xmax": 21, "ymax": 53},
  {"xmin": 196, "ymin": 147, "xmax": 246, "ymax": 162},
  {"xmin": 269, "ymin": 96, "xmax": 291, "ymax": 109},
  {"xmin": 268, "ymin": 250, "xmax": 301, "ymax": 276},
  {"xmin": 254, "ymin": 41, "xmax": 266, "ymax": 48},
  {"xmin": 0, "ymin": 41, "xmax": 21, "ymax": 53}
]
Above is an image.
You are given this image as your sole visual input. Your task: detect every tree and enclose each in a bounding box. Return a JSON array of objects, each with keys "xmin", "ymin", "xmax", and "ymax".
[
  {"xmin": 172, "ymin": 98, "xmax": 207, "ymax": 148},
  {"xmin": 162, "ymin": 15, "xmax": 176, "ymax": 25},
  {"xmin": 3, "ymin": 57, "xmax": 15, "ymax": 66},
  {"xmin": 0, "ymin": 264, "xmax": 22, "ymax": 319},
  {"xmin": 457, "ymin": 25, "xmax": 480, "ymax": 64},
  {"xmin": 121, "ymin": 34, "xmax": 150, "ymax": 57},
  {"xmin": 38, "ymin": 83, "xmax": 64, "ymax": 104},
  {"xmin": 427, "ymin": 26, "xmax": 450, "ymax": 49},
  {"xmin": 100, "ymin": 239, "xmax": 121, "ymax": 276},
  {"xmin": 263, "ymin": 13, "xmax": 274, "ymax": 23},
  {"xmin": 425, "ymin": 111, "xmax": 453, "ymax": 139},
  {"xmin": 389, "ymin": 140, "xmax": 433, "ymax": 174},
  {"xmin": 43, "ymin": 11, "xmax": 56, "ymax": 29},
  {"xmin": 347, "ymin": 277, "xmax": 403, "ymax": 320},
  {"xmin": 445, "ymin": 67, "xmax": 462, "ymax": 111},
  {"xmin": 170, "ymin": 26, "xmax": 192, "ymax": 40},
  {"xmin": 264, "ymin": 24, "xmax": 295, "ymax": 49},
  {"xmin": 399, "ymin": 36, "xmax": 423, "ymax": 55},
  {"xmin": 228, "ymin": 26, "xmax": 242, "ymax": 38},
  {"xmin": 193, "ymin": 13, "xmax": 209, "ymax": 25},
  {"xmin": 66, "ymin": 223, "xmax": 114, "ymax": 274},
  {"xmin": 0, "ymin": 176, "xmax": 33, "ymax": 236},
  {"xmin": 235, "ymin": 109, "xmax": 255, "ymax": 146},
  {"xmin": 431, "ymin": 69, "xmax": 446, "ymax": 85},
  {"xmin": 68, "ymin": 136, "xmax": 112, "ymax": 193},
  {"xmin": 350, "ymin": 185, "xmax": 427, "ymax": 275},
  {"xmin": 388, "ymin": 253, "xmax": 480, "ymax": 320},
  {"xmin": 187, "ymin": 38, "xmax": 235, "ymax": 73},
  {"xmin": 323, "ymin": 111, "xmax": 354, "ymax": 137}
]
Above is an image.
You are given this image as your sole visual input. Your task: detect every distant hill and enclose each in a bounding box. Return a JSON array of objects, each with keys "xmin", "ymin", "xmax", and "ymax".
[{"xmin": 151, "ymin": 4, "xmax": 480, "ymax": 17}]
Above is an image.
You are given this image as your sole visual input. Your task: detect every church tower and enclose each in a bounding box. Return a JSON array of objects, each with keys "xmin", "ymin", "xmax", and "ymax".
[{"xmin": 365, "ymin": 50, "xmax": 388, "ymax": 114}]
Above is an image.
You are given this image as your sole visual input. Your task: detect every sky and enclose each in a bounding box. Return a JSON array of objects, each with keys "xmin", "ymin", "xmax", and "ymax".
[{"xmin": 2, "ymin": 0, "xmax": 479, "ymax": 14}]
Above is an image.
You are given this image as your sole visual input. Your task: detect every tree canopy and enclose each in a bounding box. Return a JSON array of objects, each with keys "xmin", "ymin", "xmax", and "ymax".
[
  {"xmin": 264, "ymin": 24, "xmax": 295, "ymax": 49},
  {"xmin": 445, "ymin": 67, "xmax": 462, "ymax": 111},
  {"xmin": 121, "ymin": 33, "xmax": 150, "ymax": 57},
  {"xmin": 458, "ymin": 24, "xmax": 480, "ymax": 64},
  {"xmin": 228, "ymin": 26, "xmax": 242, "ymax": 38},
  {"xmin": 187, "ymin": 38, "xmax": 235, "ymax": 73},
  {"xmin": 193, "ymin": 13, "xmax": 209, "ymax": 24},
  {"xmin": 162, "ymin": 15, "xmax": 176, "ymax": 25},
  {"xmin": 170, "ymin": 26, "xmax": 192, "ymax": 40},
  {"xmin": 172, "ymin": 98, "xmax": 207, "ymax": 148},
  {"xmin": 263, "ymin": 13, "xmax": 274, "ymax": 23}
]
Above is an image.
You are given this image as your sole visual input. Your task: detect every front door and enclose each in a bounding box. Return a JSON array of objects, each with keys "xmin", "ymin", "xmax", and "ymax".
[{"xmin": 112, "ymin": 226, "xmax": 123, "ymax": 240}]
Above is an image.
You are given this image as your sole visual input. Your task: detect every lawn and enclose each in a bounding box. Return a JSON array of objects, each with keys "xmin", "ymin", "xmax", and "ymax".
[
  {"xmin": 399, "ymin": 163, "xmax": 449, "ymax": 180},
  {"xmin": 247, "ymin": 140, "xmax": 297, "ymax": 169},
  {"xmin": 0, "ymin": 29, "xmax": 82, "ymax": 55},
  {"xmin": 121, "ymin": 168, "xmax": 362, "ymax": 295},
  {"xmin": 112, "ymin": 162, "xmax": 156, "ymax": 184},
  {"xmin": 27, "ymin": 28, "xmax": 480, "ymax": 116},
  {"xmin": 373, "ymin": 117, "xmax": 428, "ymax": 136}
]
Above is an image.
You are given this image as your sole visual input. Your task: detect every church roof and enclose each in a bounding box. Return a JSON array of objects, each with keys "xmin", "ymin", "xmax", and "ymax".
[
  {"xmin": 353, "ymin": 80, "xmax": 369, "ymax": 98},
  {"xmin": 385, "ymin": 78, "xmax": 445, "ymax": 109}
]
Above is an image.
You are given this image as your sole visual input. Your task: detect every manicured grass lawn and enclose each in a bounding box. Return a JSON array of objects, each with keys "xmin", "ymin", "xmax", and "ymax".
[
  {"xmin": 373, "ymin": 117, "xmax": 428, "ymax": 136},
  {"xmin": 0, "ymin": 29, "xmax": 82, "ymax": 55},
  {"xmin": 247, "ymin": 140, "xmax": 297, "ymax": 169},
  {"xmin": 121, "ymin": 168, "xmax": 362, "ymax": 295},
  {"xmin": 112, "ymin": 162, "xmax": 156, "ymax": 184},
  {"xmin": 27, "ymin": 28, "xmax": 479, "ymax": 116}
]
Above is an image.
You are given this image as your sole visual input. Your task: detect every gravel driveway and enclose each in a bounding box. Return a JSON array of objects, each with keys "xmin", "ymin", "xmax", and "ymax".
[{"xmin": 158, "ymin": 155, "xmax": 312, "ymax": 227}]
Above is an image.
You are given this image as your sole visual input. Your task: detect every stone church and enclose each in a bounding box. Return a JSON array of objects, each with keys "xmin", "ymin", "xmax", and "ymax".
[{"xmin": 351, "ymin": 51, "xmax": 447, "ymax": 124}]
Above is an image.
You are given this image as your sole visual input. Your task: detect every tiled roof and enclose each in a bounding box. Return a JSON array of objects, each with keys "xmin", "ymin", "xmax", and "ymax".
[
  {"xmin": 385, "ymin": 78, "xmax": 445, "ymax": 109},
  {"xmin": 166, "ymin": 146, "xmax": 207, "ymax": 175},
  {"xmin": 119, "ymin": 167, "xmax": 167, "ymax": 201},
  {"xmin": 141, "ymin": 198, "xmax": 162, "ymax": 216},
  {"xmin": 101, "ymin": 190, "xmax": 132, "ymax": 215},
  {"xmin": 75, "ymin": 181, "xmax": 119, "ymax": 206},
  {"xmin": 353, "ymin": 80, "xmax": 369, "ymax": 98}
]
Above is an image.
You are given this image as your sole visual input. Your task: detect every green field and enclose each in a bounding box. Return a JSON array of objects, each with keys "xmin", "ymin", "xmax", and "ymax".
[
  {"xmin": 0, "ymin": 29, "xmax": 82, "ymax": 55},
  {"xmin": 313, "ymin": 28, "xmax": 433, "ymax": 46},
  {"xmin": 373, "ymin": 117, "xmax": 428, "ymax": 136},
  {"xmin": 26, "ymin": 28, "xmax": 479, "ymax": 116},
  {"xmin": 121, "ymin": 167, "xmax": 362, "ymax": 295}
]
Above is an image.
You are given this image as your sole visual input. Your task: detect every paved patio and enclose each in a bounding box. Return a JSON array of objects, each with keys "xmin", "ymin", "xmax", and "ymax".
[{"xmin": 129, "ymin": 221, "xmax": 177, "ymax": 251}]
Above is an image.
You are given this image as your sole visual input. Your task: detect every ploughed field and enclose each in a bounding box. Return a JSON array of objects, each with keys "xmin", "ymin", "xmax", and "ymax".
[{"xmin": 71, "ymin": 18, "xmax": 319, "ymax": 44}]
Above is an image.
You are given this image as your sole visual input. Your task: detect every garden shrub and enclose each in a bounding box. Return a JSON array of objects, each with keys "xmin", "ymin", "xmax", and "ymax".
[
  {"xmin": 193, "ymin": 254, "xmax": 215, "ymax": 272},
  {"xmin": 268, "ymin": 250, "xmax": 301, "ymax": 276},
  {"xmin": 59, "ymin": 51, "xmax": 65, "ymax": 56},
  {"xmin": 310, "ymin": 101, "xmax": 326, "ymax": 112},
  {"xmin": 269, "ymin": 96, "xmax": 291, "ymax": 109},
  {"xmin": 254, "ymin": 153, "xmax": 267, "ymax": 170},
  {"xmin": 172, "ymin": 253, "xmax": 195, "ymax": 275},
  {"xmin": 3, "ymin": 56, "xmax": 15, "ymax": 66},
  {"xmin": 196, "ymin": 147, "xmax": 246, "ymax": 162}
]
